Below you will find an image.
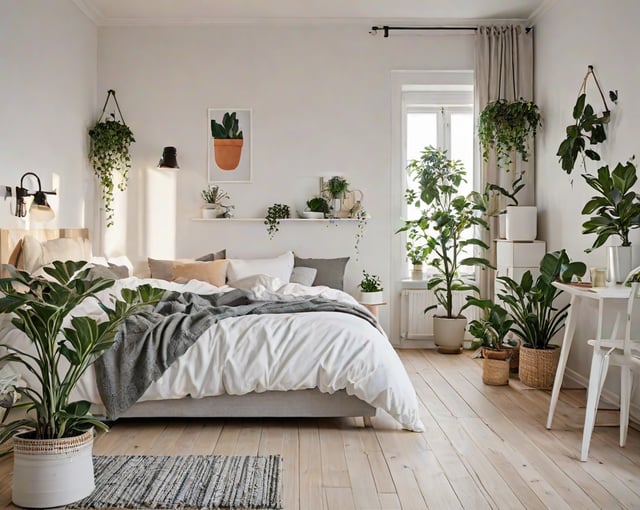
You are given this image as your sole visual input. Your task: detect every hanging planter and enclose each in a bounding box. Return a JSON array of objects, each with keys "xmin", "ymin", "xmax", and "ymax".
[
  {"xmin": 88, "ymin": 90, "xmax": 135, "ymax": 228},
  {"xmin": 478, "ymin": 98, "xmax": 541, "ymax": 172}
]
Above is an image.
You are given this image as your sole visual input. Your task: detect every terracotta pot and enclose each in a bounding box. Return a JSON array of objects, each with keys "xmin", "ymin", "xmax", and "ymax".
[
  {"xmin": 213, "ymin": 138, "xmax": 244, "ymax": 170},
  {"xmin": 433, "ymin": 315, "xmax": 467, "ymax": 354}
]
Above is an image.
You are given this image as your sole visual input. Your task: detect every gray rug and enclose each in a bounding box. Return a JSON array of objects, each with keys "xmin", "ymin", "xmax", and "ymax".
[{"xmin": 67, "ymin": 454, "xmax": 283, "ymax": 509}]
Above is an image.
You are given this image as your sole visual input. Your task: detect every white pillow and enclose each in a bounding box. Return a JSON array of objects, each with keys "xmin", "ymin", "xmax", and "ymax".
[
  {"xmin": 228, "ymin": 274, "xmax": 284, "ymax": 292},
  {"xmin": 290, "ymin": 266, "xmax": 318, "ymax": 286},
  {"xmin": 227, "ymin": 251, "xmax": 294, "ymax": 283},
  {"xmin": 22, "ymin": 235, "xmax": 92, "ymax": 273}
]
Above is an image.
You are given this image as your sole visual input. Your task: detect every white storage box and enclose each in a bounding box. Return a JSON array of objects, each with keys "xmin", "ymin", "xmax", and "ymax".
[
  {"xmin": 506, "ymin": 206, "xmax": 538, "ymax": 241},
  {"xmin": 496, "ymin": 240, "xmax": 546, "ymax": 268}
]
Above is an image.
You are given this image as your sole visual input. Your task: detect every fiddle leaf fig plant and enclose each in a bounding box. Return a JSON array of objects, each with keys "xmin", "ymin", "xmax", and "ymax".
[
  {"xmin": 581, "ymin": 160, "xmax": 640, "ymax": 252},
  {"xmin": 89, "ymin": 89, "xmax": 135, "ymax": 229}
]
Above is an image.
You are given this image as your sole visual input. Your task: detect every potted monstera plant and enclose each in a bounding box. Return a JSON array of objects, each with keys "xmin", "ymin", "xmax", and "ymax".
[
  {"xmin": 397, "ymin": 146, "xmax": 492, "ymax": 354},
  {"xmin": 211, "ymin": 111, "xmax": 244, "ymax": 170},
  {"xmin": 0, "ymin": 261, "xmax": 164, "ymax": 508}
]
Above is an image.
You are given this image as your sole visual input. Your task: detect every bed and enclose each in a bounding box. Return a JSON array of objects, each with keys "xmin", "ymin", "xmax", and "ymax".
[{"xmin": 0, "ymin": 229, "xmax": 424, "ymax": 431}]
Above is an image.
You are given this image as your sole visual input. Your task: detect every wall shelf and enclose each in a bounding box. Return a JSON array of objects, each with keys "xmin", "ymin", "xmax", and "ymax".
[{"xmin": 191, "ymin": 218, "xmax": 364, "ymax": 222}]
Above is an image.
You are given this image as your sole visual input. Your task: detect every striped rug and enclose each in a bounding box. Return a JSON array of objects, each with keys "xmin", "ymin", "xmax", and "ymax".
[{"xmin": 67, "ymin": 454, "xmax": 282, "ymax": 509}]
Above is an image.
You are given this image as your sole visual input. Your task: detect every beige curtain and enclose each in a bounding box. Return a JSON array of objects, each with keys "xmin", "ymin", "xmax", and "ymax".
[{"xmin": 475, "ymin": 25, "xmax": 534, "ymax": 299}]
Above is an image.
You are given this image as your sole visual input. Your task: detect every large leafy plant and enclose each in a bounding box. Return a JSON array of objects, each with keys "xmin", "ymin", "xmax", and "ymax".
[
  {"xmin": 466, "ymin": 298, "xmax": 514, "ymax": 350},
  {"xmin": 478, "ymin": 98, "xmax": 541, "ymax": 172},
  {"xmin": 556, "ymin": 66, "xmax": 618, "ymax": 175},
  {"xmin": 397, "ymin": 146, "xmax": 492, "ymax": 318},
  {"xmin": 211, "ymin": 112, "xmax": 243, "ymax": 139},
  {"xmin": 0, "ymin": 261, "xmax": 164, "ymax": 447},
  {"xmin": 496, "ymin": 250, "xmax": 586, "ymax": 349},
  {"xmin": 581, "ymin": 160, "xmax": 640, "ymax": 251}
]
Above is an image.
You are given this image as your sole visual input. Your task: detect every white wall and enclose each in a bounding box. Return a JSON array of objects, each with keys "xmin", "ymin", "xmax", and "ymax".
[
  {"xmin": 98, "ymin": 24, "xmax": 474, "ymax": 336},
  {"xmin": 0, "ymin": 0, "xmax": 97, "ymax": 231},
  {"xmin": 534, "ymin": 1, "xmax": 640, "ymax": 412}
]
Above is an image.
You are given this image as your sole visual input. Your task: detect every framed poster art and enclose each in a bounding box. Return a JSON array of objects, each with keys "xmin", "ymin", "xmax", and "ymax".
[{"xmin": 207, "ymin": 108, "xmax": 252, "ymax": 183}]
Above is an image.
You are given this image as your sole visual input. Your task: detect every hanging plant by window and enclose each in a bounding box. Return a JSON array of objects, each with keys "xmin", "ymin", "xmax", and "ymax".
[
  {"xmin": 478, "ymin": 98, "xmax": 541, "ymax": 172},
  {"xmin": 556, "ymin": 65, "xmax": 618, "ymax": 176},
  {"xmin": 88, "ymin": 90, "xmax": 135, "ymax": 227}
]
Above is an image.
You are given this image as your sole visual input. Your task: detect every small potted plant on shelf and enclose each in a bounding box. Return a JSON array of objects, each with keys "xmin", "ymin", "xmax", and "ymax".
[
  {"xmin": 323, "ymin": 176, "xmax": 350, "ymax": 218},
  {"xmin": 201, "ymin": 185, "xmax": 231, "ymax": 219},
  {"xmin": 264, "ymin": 203, "xmax": 290, "ymax": 239},
  {"xmin": 0, "ymin": 261, "xmax": 164, "ymax": 508},
  {"xmin": 210, "ymin": 111, "xmax": 244, "ymax": 170},
  {"xmin": 397, "ymin": 146, "xmax": 492, "ymax": 354},
  {"xmin": 303, "ymin": 196, "xmax": 330, "ymax": 219},
  {"xmin": 581, "ymin": 160, "xmax": 640, "ymax": 282},
  {"xmin": 496, "ymin": 250, "xmax": 586, "ymax": 388},
  {"xmin": 406, "ymin": 244, "xmax": 427, "ymax": 280}
]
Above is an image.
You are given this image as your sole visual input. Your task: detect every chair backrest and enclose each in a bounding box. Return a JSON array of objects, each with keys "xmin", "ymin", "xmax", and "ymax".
[{"xmin": 624, "ymin": 282, "xmax": 640, "ymax": 356}]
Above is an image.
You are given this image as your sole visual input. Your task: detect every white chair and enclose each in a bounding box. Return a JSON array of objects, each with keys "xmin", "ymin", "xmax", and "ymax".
[{"xmin": 581, "ymin": 281, "xmax": 640, "ymax": 461}]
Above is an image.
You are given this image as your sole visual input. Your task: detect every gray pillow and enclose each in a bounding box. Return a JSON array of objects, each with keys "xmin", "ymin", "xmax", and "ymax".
[
  {"xmin": 293, "ymin": 256, "xmax": 350, "ymax": 290},
  {"xmin": 87, "ymin": 265, "xmax": 121, "ymax": 281},
  {"xmin": 196, "ymin": 249, "xmax": 226, "ymax": 262},
  {"xmin": 107, "ymin": 263, "xmax": 130, "ymax": 279},
  {"xmin": 290, "ymin": 266, "xmax": 318, "ymax": 287}
]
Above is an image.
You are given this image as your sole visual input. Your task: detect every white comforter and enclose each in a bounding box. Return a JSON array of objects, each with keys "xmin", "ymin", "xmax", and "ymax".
[{"xmin": 0, "ymin": 277, "xmax": 424, "ymax": 432}]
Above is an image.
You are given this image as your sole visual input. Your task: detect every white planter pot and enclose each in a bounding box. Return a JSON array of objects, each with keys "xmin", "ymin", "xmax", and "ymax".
[
  {"xmin": 506, "ymin": 206, "xmax": 537, "ymax": 241},
  {"xmin": 360, "ymin": 290, "xmax": 384, "ymax": 305},
  {"xmin": 12, "ymin": 429, "xmax": 95, "ymax": 508},
  {"xmin": 608, "ymin": 245, "xmax": 633, "ymax": 283},
  {"xmin": 201, "ymin": 205, "xmax": 220, "ymax": 219},
  {"xmin": 433, "ymin": 315, "xmax": 467, "ymax": 354}
]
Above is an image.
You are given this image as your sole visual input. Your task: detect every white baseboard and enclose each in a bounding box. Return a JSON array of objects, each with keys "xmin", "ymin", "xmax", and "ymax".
[{"xmin": 563, "ymin": 367, "xmax": 640, "ymax": 426}]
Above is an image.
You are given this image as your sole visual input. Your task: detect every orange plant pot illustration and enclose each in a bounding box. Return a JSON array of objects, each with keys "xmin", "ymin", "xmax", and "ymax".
[{"xmin": 213, "ymin": 139, "xmax": 244, "ymax": 170}]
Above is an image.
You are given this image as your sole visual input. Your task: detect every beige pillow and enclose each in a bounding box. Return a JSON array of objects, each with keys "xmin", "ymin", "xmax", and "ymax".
[
  {"xmin": 21, "ymin": 235, "xmax": 92, "ymax": 273},
  {"xmin": 172, "ymin": 260, "xmax": 228, "ymax": 287},
  {"xmin": 148, "ymin": 250, "xmax": 226, "ymax": 281}
]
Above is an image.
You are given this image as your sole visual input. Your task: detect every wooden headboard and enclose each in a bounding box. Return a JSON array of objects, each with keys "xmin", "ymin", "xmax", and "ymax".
[{"xmin": 0, "ymin": 228, "xmax": 90, "ymax": 275}]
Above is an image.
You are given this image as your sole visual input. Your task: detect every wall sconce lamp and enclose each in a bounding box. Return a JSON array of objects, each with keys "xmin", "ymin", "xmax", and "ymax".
[
  {"xmin": 15, "ymin": 172, "xmax": 56, "ymax": 222},
  {"xmin": 158, "ymin": 146, "xmax": 179, "ymax": 169}
]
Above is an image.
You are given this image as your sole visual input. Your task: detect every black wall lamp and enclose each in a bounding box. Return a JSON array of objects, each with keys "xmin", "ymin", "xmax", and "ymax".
[
  {"xmin": 158, "ymin": 146, "xmax": 179, "ymax": 169},
  {"xmin": 15, "ymin": 172, "xmax": 56, "ymax": 222}
]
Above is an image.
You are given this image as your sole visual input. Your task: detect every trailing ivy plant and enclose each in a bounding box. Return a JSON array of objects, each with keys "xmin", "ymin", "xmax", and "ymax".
[
  {"xmin": 264, "ymin": 203, "xmax": 290, "ymax": 239},
  {"xmin": 478, "ymin": 98, "xmax": 541, "ymax": 172},
  {"xmin": 556, "ymin": 65, "xmax": 618, "ymax": 175},
  {"xmin": 88, "ymin": 90, "xmax": 135, "ymax": 228}
]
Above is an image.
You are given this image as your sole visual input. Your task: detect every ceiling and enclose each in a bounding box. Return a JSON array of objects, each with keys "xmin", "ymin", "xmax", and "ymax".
[{"xmin": 74, "ymin": 0, "xmax": 549, "ymax": 26}]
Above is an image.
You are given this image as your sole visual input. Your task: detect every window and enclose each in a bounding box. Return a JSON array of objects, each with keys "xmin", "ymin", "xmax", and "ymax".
[{"xmin": 401, "ymin": 84, "xmax": 475, "ymax": 276}]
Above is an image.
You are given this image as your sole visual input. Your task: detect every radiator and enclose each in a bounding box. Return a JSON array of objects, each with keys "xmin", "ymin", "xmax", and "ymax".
[{"xmin": 400, "ymin": 288, "xmax": 480, "ymax": 340}]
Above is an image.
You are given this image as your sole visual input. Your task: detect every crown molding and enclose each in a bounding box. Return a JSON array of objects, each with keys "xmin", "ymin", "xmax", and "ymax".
[
  {"xmin": 98, "ymin": 15, "xmax": 528, "ymax": 28},
  {"xmin": 70, "ymin": 0, "xmax": 104, "ymax": 25}
]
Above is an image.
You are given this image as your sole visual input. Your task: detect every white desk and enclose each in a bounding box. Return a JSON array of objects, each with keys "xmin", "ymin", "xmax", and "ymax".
[{"xmin": 546, "ymin": 282, "xmax": 631, "ymax": 429}]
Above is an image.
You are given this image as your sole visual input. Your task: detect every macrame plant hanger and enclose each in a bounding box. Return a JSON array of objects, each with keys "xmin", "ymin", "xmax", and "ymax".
[{"xmin": 98, "ymin": 89, "xmax": 128, "ymax": 126}]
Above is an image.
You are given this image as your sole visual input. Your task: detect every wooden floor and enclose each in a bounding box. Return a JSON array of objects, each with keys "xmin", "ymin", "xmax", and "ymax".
[{"xmin": 1, "ymin": 349, "xmax": 640, "ymax": 509}]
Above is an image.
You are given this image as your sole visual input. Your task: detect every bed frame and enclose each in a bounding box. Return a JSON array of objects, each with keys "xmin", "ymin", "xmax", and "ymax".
[{"xmin": 0, "ymin": 228, "xmax": 376, "ymax": 424}]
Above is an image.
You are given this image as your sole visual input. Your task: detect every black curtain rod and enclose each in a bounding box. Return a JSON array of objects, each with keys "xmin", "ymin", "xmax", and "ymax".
[{"xmin": 370, "ymin": 25, "xmax": 532, "ymax": 37}]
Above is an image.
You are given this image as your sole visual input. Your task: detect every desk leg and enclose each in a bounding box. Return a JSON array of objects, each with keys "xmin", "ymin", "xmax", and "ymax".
[{"xmin": 546, "ymin": 294, "xmax": 579, "ymax": 429}]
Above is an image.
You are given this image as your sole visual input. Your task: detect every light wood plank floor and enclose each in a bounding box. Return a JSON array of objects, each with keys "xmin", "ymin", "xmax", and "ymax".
[{"xmin": 1, "ymin": 349, "xmax": 639, "ymax": 509}]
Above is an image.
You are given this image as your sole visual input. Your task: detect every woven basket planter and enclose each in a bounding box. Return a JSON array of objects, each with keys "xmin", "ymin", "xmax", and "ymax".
[
  {"xmin": 518, "ymin": 345, "xmax": 560, "ymax": 389},
  {"xmin": 12, "ymin": 429, "xmax": 94, "ymax": 508},
  {"xmin": 482, "ymin": 348, "xmax": 510, "ymax": 386}
]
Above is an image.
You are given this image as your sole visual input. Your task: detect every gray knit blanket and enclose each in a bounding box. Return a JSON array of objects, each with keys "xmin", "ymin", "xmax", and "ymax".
[{"xmin": 94, "ymin": 288, "xmax": 376, "ymax": 419}]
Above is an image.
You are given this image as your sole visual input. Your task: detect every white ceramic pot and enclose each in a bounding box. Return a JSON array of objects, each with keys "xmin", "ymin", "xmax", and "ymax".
[
  {"xmin": 608, "ymin": 245, "xmax": 633, "ymax": 283},
  {"xmin": 433, "ymin": 315, "xmax": 467, "ymax": 354},
  {"xmin": 360, "ymin": 290, "xmax": 383, "ymax": 305},
  {"xmin": 201, "ymin": 204, "xmax": 220, "ymax": 219},
  {"xmin": 12, "ymin": 429, "xmax": 95, "ymax": 508},
  {"xmin": 505, "ymin": 206, "xmax": 537, "ymax": 241}
]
